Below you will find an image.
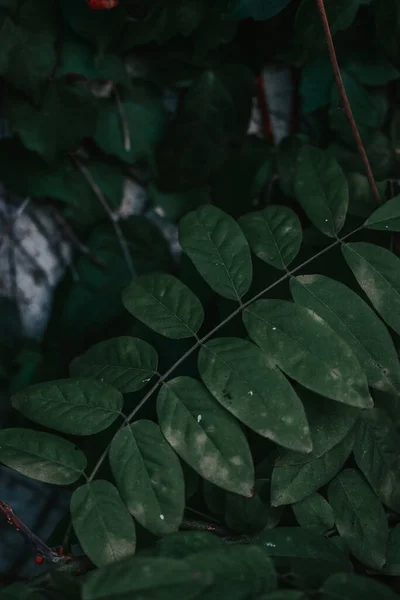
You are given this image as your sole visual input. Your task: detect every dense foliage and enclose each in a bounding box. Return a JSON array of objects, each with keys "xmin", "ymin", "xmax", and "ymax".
[{"xmin": 1, "ymin": 0, "xmax": 400, "ymax": 598}]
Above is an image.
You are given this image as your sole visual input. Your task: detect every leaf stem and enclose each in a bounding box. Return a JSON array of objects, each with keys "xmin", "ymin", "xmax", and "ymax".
[
  {"xmin": 87, "ymin": 225, "xmax": 363, "ymax": 483},
  {"xmin": 316, "ymin": 0, "xmax": 381, "ymax": 205},
  {"xmin": 72, "ymin": 156, "xmax": 136, "ymax": 277}
]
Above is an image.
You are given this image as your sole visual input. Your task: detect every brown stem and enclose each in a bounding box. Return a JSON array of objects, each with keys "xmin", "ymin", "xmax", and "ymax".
[{"xmin": 316, "ymin": 0, "xmax": 381, "ymax": 205}]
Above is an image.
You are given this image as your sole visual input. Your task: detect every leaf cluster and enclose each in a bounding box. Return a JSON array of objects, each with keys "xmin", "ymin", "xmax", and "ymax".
[{"xmin": 1, "ymin": 1, "xmax": 400, "ymax": 599}]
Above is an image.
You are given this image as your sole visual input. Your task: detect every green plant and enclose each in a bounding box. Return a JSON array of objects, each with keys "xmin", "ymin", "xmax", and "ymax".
[{"xmin": 1, "ymin": 0, "xmax": 400, "ymax": 599}]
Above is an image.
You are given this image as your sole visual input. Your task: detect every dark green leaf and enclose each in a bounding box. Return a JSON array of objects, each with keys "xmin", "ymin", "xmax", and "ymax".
[
  {"xmin": 57, "ymin": 29, "xmax": 131, "ymax": 86},
  {"xmin": 255, "ymin": 593, "xmax": 307, "ymax": 600},
  {"xmin": 154, "ymin": 531, "xmax": 224, "ymax": 559},
  {"xmin": 253, "ymin": 528, "xmax": 352, "ymax": 588},
  {"xmin": 271, "ymin": 428, "xmax": 355, "ymax": 506},
  {"xmin": 179, "ymin": 205, "xmax": 253, "ymax": 301},
  {"xmin": 330, "ymin": 74, "xmax": 388, "ymax": 145},
  {"xmin": 95, "ymin": 85, "xmax": 167, "ymax": 166},
  {"xmin": 320, "ymin": 572, "xmax": 398, "ymax": 600},
  {"xmin": 292, "ymin": 492, "xmax": 334, "ymax": 534},
  {"xmin": 382, "ymin": 524, "xmax": 400, "ymax": 576},
  {"xmin": 6, "ymin": 82, "xmax": 97, "ymax": 162},
  {"xmin": 71, "ymin": 480, "xmax": 136, "ymax": 567},
  {"xmin": 61, "ymin": 0, "xmax": 125, "ymax": 53},
  {"xmin": 293, "ymin": 0, "xmax": 360, "ymax": 61},
  {"xmin": 364, "ymin": 194, "xmax": 400, "ymax": 231},
  {"xmin": 12, "ymin": 379, "xmax": 123, "ymax": 436},
  {"xmin": 277, "ymin": 135, "xmax": 308, "ymax": 198},
  {"xmin": 353, "ymin": 408, "xmax": 400, "ymax": 512},
  {"xmin": 198, "ymin": 337, "xmax": 312, "ymax": 452},
  {"xmin": 184, "ymin": 545, "xmax": 277, "ymax": 598},
  {"xmin": 212, "ymin": 136, "xmax": 272, "ymax": 219},
  {"xmin": 70, "ymin": 337, "xmax": 158, "ymax": 394},
  {"xmin": 347, "ymin": 172, "xmax": 386, "ymax": 218},
  {"xmin": 0, "ymin": 17, "xmax": 56, "ymax": 98},
  {"xmin": 294, "ymin": 145, "xmax": 349, "ymax": 237},
  {"xmin": 0, "ymin": 584, "xmax": 39, "ymax": 600},
  {"xmin": 290, "ymin": 275, "xmax": 400, "ymax": 394},
  {"xmin": 244, "ymin": 300, "xmax": 372, "ymax": 408},
  {"xmin": 0, "ymin": 18, "xmax": 18, "ymax": 74},
  {"xmin": 82, "ymin": 555, "xmax": 204, "ymax": 600},
  {"xmin": 224, "ymin": 478, "xmax": 282, "ymax": 534},
  {"xmin": 342, "ymin": 242, "xmax": 400, "ymax": 335},
  {"xmin": 157, "ymin": 376, "xmax": 254, "ymax": 497},
  {"xmin": 344, "ymin": 50, "xmax": 399, "ymax": 86},
  {"xmin": 328, "ymin": 468, "xmax": 388, "ymax": 569},
  {"xmin": 122, "ymin": 273, "xmax": 204, "ymax": 339},
  {"xmin": 231, "ymin": 0, "xmax": 292, "ymax": 20},
  {"xmin": 109, "ymin": 420, "xmax": 185, "ymax": 536},
  {"xmin": 371, "ymin": 0, "xmax": 400, "ymax": 65},
  {"xmin": 158, "ymin": 67, "xmax": 252, "ymax": 190},
  {"xmin": 240, "ymin": 206, "xmax": 302, "ymax": 270},
  {"xmin": 300, "ymin": 57, "xmax": 334, "ymax": 114},
  {"xmin": 0, "ymin": 428, "xmax": 86, "ymax": 485}
]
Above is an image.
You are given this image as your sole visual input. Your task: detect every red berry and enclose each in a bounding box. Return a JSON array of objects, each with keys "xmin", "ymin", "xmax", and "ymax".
[
  {"xmin": 247, "ymin": 488, "xmax": 255, "ymax": 499},
  {"xmin": 35, "ymin": 555, "xmax": 44, "ymax": 565},
  {"xmin": 88, "ymin": 0, "xmax": 119, "ymax": 9}
]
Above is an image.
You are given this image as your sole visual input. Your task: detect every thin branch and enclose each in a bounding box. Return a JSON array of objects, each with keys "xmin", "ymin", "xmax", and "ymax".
[
  {"xmin": 50, "ymin": 206, "xmax": 106, "ymax": 268},
  {"xmin": 71, "ymin": 157, "xmax": 135, "ymax": 277},
  {"xmin": 87, "ymin": 224, "xmax": 364, "ymax": 483},
  {"xmin": 113, "ymin": 83, "xmax": 131, "ymax": 153},
  {"xmin": 316, "ymin": 0, "xmax": 381, "ymax": 205},
  {"xmin": 12, "ymin": 197, "xmax": 31, "ymax": 223}
]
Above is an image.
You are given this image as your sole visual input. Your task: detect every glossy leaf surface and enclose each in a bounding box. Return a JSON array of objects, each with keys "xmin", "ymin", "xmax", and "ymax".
[
  {"xmin": 198, "ymin": 337, "xmax": 311, "ymax": 452},
  {"xmin": 157, "ymin": 376, "xmax": 254, "ymax": 497},
  {"xmin": 12, "ymin": 379, "xmax": 123, "ymax": 436}
]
